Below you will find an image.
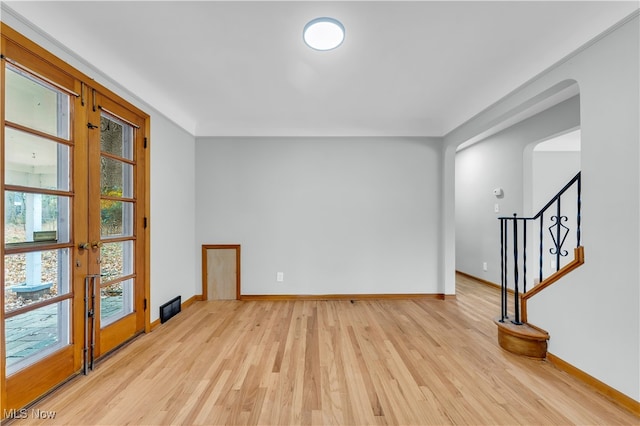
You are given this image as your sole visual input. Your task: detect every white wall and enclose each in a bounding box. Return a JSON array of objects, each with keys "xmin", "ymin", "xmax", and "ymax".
[
  {"xmin": 1, "ymin": 10, "xmax": 198, "ymax": 323},
  {"xmin": 447, "ymin": 13, "xmax": 640, "ymax": 401},
  {"xmin": 195, "ymin": 137, "xmax": 442, "ymax": 295},
  {"xmin": 455, "ymin": 96, "xmax": 580, "ymax": 284},
  {"xmin": 532, "ymin": 151, "xmax": 580, "ymax": 210},
  {"xmin": 149, "ymin": 119, "xmax": 197, "ymax": 320}
]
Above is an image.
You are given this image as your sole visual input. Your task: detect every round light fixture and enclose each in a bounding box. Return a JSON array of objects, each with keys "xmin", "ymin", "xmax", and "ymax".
[{"xmin": 303, "ymin": 17, "xmax": 345, "ymax": 51}]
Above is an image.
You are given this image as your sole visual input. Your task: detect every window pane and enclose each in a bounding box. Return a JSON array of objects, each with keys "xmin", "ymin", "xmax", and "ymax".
[
  {"xmin": 5, "ymin": 128, "xmax": 70, "ymax": 191},
  {"xmin": 4, "ymin": 191, "xmax": 70, "ymax": 245},
  {"xmin": 5, "ymin": 300, "xmax": 70, "ymax": 374},
  {"xmin": 100, "ymin": 241, "xmax": 134, "ymax": 282},
  {"xmin": 101, "ymin": 114, "xmax": 133, "ymax": 160},
  {"xmin": 101, "ymin": 279, "xmax": 133, "ymax": 326},
  {"xmin": 5, "ymin": 64, "xmax": 70, "ymax": 140},
  {"xmin": 4, "ymin": 249, "xmax": 70, "ymax": 313},
  {"xmin": 101, "ymin": 156, "xmax": 133, "ymax": 198},
  {"xmin": 100, "ymin": 200, "xmax": 133, "ymax": 237}
]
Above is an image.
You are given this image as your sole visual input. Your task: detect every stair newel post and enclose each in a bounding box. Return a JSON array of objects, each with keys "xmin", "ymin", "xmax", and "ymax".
[
  {"xmin": 504, "ymin": 218, "xmax": 509, "ymax": 320},
  {"xmin": 500, "ymin": 218, "xmax": 506, "ymax": 322},
  {"xmin": 512, "ymin": 213, "xmax": 522, "ymax": 325}
]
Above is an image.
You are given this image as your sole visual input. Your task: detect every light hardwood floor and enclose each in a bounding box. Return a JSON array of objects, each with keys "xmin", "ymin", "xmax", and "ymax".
[{"xmin": 10, "ymin": 275, "xmax": 638, "ymax": 425}]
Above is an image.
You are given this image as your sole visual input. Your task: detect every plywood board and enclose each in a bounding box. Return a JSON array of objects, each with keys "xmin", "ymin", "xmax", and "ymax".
[{"xmin": 206, "ymin": 248, "xmax": 237, "ymax": 300}]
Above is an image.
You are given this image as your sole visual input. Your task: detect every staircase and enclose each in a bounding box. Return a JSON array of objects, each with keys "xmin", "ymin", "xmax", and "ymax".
[{"xmin": 495, "ymin": 172, "xmax": 584, "ymax": 358}]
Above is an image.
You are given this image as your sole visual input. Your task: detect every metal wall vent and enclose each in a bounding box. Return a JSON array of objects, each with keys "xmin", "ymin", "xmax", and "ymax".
[{"xmin": 160, "ymin": 296, "xmax": 181, "ymax": 324}]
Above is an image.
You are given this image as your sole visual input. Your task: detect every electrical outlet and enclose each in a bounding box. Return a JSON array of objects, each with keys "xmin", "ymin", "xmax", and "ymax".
[
  {"xmin": 483, "ymin": 262, "xmax": 488, "ymax": 271},
  {"xmin": 276, "ymin": 272, "xmax": 284, "ymax": 282}
]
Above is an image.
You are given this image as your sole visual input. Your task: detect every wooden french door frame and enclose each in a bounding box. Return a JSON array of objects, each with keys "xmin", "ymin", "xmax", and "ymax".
[
  {"xmin": 1, "ymin": 33, "xmax": 85, "ymax": 411},
  {"xmin": 85, "ymin": 90, "xmax": 147, "ymax": 358},
  {"xmin": 201, "ymin": 245, "xmax": 241, "ymax": 300},
  {"xmin": 1, "ymin": 23, "xmax": 150, "ymax": 414}
]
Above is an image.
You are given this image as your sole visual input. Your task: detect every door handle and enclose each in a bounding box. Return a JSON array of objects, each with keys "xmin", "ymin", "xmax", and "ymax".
[
  {"xmin": 91, "ymin": 241, "xmax": 103, "ymax": 249},
  {"xmin": 78, "ymin": 242, "xmax": 90, "ymax": 250}
]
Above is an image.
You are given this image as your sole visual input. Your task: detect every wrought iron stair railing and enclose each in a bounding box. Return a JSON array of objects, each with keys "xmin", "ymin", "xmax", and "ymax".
[{"xmin": 498, "ymin": 172, "xmax": 582, "ymax": 326}]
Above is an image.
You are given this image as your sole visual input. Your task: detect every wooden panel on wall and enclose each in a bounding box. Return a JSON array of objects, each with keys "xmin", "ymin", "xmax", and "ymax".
[{"xmin": 202, "ymin": 245, "xmax": 240, "ymax": 300}]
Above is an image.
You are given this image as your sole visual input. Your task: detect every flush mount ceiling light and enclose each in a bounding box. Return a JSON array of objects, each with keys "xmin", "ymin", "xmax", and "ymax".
[{"xmin": 303, "ymin": 17, "xmax": 345, "ymax": 51}]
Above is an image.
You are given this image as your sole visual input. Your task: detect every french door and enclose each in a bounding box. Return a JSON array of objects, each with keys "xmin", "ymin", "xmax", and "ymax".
[
  {"xmin": 1, "ymin": 28, "xmax": 149, "ymax": 413},
  {"xmin": 85, "ymin": 92, "xmax": 146, "ymax": 357}
]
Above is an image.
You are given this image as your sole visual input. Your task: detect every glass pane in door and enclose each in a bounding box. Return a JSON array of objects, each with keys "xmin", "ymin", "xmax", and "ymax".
[
  {"xmin": 100, "ymin": 115, "xmax": 133, "ymax": 160},
  {"xmin": 100, "ymin": 241, "xmax": 134, "ymax": 281},
  {"xmin": 5, "ymin": 64, "xmax": 70, "ymax": 140},
  {"xmin": 4, "ymin": 248, "xmax": 70, "ymax": 312},
  {"xmin": 99, "ymin": 111, "xmax": 136, "ymax": 328},
  {"xmin": 100, "ymin": 279, "xmax": 133, "ymax": 326},
  {"xmin": 4, "ymin": 127, "xmax": 70, "ymax": 191},
  {"xmin": 5, "ymin": 300, "xmax": 71, "ymax": 374},
  {"xmin": 100, "ymin": 156, "xmax": 133, "ymax": 197},
  {"xmin": 100, "ymin": 200, "xmax": 133, "ymax": 237},
  {"xmin": 4, "ymin": 192, "xmax": 70, "ymax": 245}
]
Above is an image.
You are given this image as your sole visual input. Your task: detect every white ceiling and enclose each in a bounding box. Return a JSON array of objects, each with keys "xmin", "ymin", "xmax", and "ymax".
[{"xmin": 3, "ymin": 1, "xmax": 638, "ymax": 137}]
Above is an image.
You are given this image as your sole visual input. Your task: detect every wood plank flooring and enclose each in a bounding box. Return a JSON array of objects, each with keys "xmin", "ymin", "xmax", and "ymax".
[{"xmin": 11, "ymin": 274, "xmax": 638, "ymax": 425}]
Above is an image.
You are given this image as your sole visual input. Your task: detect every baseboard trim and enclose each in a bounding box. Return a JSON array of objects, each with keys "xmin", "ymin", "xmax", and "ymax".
[
  {"xmin": 240, "ymin": 293, "xmax": 448, "ymax": 301},
  {"xmin": 183, "ymin": 294, "xmax": 201, "ymax": 307},
  {"xmin": 149, "ymin": 295, "xmax": 201, "ymax": 331},
  {"xmin": 546, "ymin": 352, "xmax": 640, "ymax": 416},
  {"xmin": 456, "ymin": 270, "xmax": 514, "ymax": 294},
  {"xmin": 150, "ymin": 318, "xmax": 160, "ymax": 331}
]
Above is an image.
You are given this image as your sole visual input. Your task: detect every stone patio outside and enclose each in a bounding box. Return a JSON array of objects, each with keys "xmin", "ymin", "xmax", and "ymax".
[{"xmin": 5, "ymin": 295, "xmax": 124, "ymax": 369}]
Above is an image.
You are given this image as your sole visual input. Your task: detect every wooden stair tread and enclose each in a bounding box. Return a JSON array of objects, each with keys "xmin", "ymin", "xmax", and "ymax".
[
  {"xmin": 494, "ymin": 317, "xmax": 549, "ymax": 341},
  {"xmin": 494, "ymin": 316, "xmax": 549, "ymax": 358}
]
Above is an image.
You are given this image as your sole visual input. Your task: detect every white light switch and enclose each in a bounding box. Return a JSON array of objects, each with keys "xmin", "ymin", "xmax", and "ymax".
[
  {"xmin": 276, "ymin": 272, "xmax": 284, "ymax": 282},
  {"xmin": 494, "ymin": 203, "xmax": 500, "ymax": 213}
]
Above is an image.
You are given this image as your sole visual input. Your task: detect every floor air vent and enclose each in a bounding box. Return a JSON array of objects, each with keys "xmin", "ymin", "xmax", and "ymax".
[{"xmin": 160, "ymin": 296, "xmax": 181, "ymax": 324}]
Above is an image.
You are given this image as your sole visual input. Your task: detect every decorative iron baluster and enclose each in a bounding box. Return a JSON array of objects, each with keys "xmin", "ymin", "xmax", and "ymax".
[
  {"xmin": 577, "ymin": 173, "xmax": 582, "ymax": 247},
  {"xmin": 512, "ymin": 214, "xmax": 522, "ymax": 325},
  {"xmin": 556, "ymin": 198, "xmax": 562, "ymax": 272},
  {"xmin": 549, "ymin": 213, "xmax": 569, "ymax": 273},
  {"xmin": 523, "ymin": 218, "xmax": 527, "ymax": 293},
  {"xmin": 539, "ymin": 211, "xmax": 544, "ymax": 284}
]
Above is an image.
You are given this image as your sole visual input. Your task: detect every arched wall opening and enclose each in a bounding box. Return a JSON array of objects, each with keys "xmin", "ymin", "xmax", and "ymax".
[
  {"xmin": 528, "ymin": 129, "xmax": 581, "ymax": 213},
  {"xmin": 522, "ymin": 128, "xmax": 582, "ymax": 286},
  {"xmin": 454, "ymin": 82, "xmax": 580, "ymax": 286},
  {"xmin": 445, "ymin": 11, "xmax": 639, "ymax": 402}
]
